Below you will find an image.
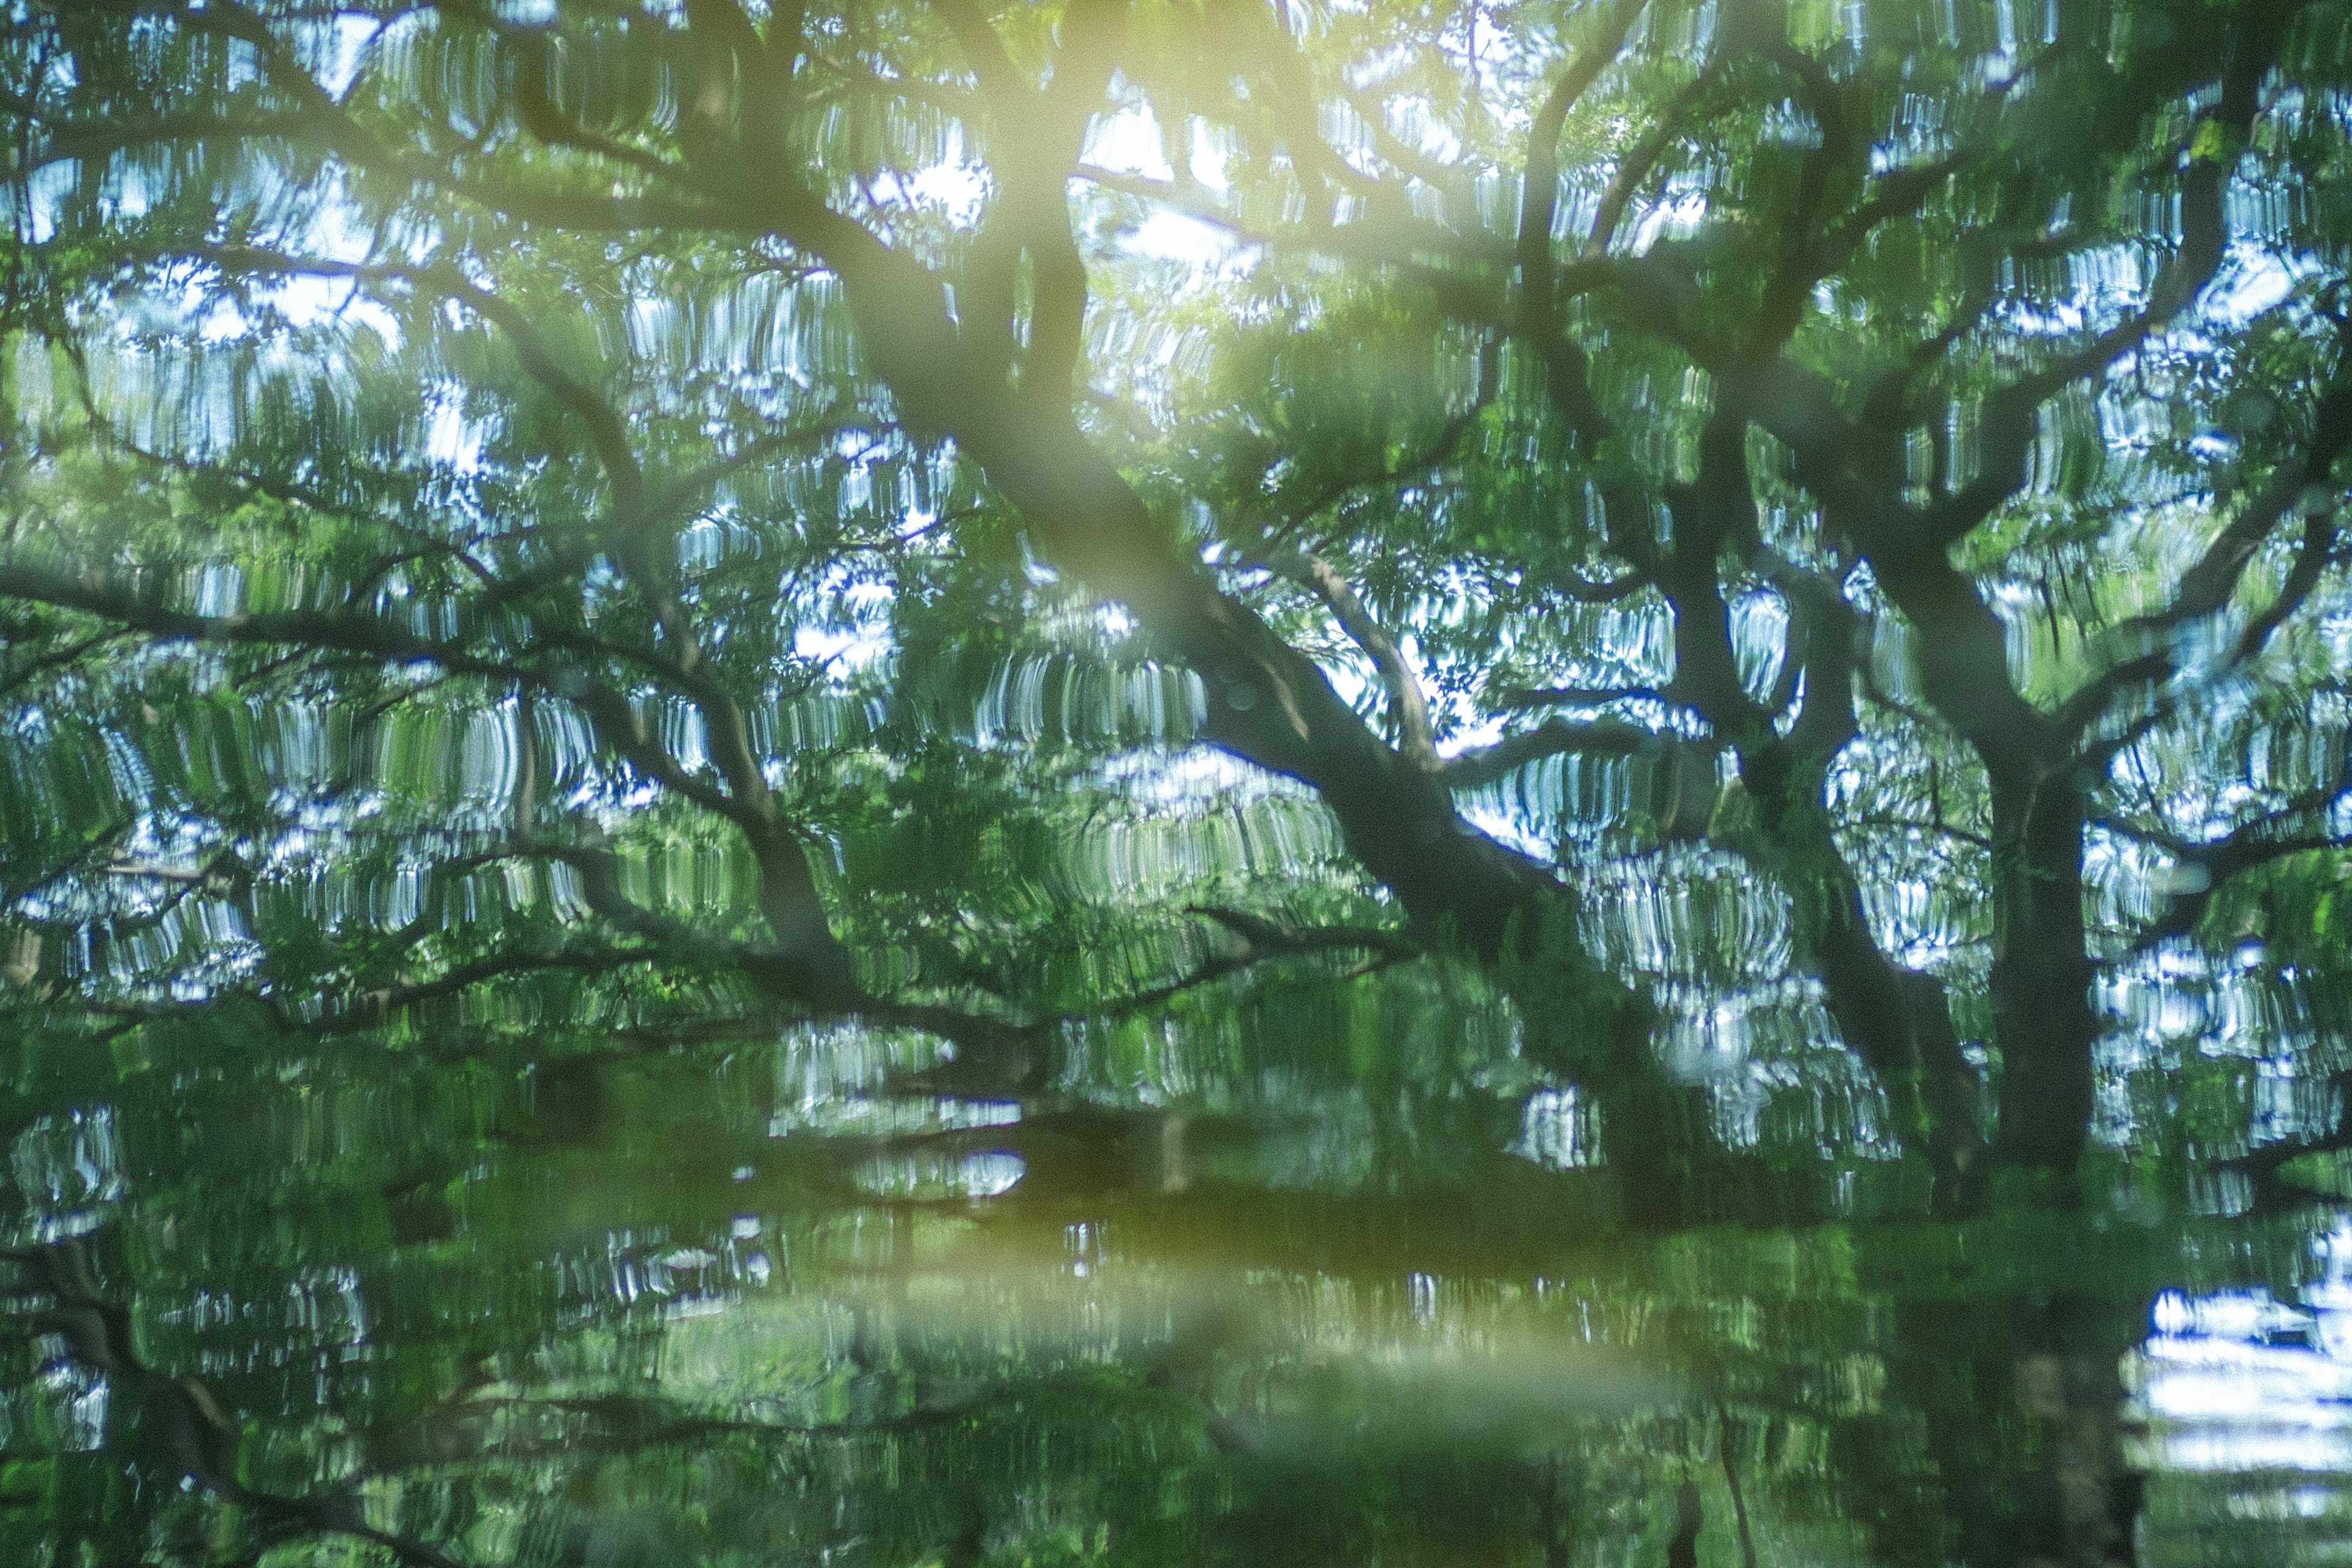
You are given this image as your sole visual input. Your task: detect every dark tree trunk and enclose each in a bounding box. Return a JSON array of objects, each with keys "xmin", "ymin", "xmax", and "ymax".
[
  {"xmin": 1988, "ymin": 771, "xmax": 2100, "ymax": 1175},
  {"xmin": 1811, "ymin": 882, "xmax": 1986, "ymax": 1205}
]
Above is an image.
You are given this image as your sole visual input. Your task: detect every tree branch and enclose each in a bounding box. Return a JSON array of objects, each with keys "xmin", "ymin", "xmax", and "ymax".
[
  {"xmin": 1439, "ymin": 717, "xmax": 1694, "ymax": 791},
  {"xmin": 1251, "ymin": 543, "xmax": 1439, "ymax": 769},
  {"xmin": 1518, "ymin": 0, "xmax": 1648, "ymax": 330},
  {"xmin": 1583, "ymin": 64, "xmax": 1712, "ymax": 258},
  {"xmin": 1, "ymin": 1242, "xmax": 475, "ymax": 1568},
  {"xmin": 2065, "ymin": 368, "xmax": 2352, "ymax": 737}
]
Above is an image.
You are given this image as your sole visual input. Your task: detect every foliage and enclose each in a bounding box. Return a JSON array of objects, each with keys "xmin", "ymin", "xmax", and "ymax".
[{"xmin": 1, "ymin": 0, "xmax": 2351, "ymax": 1563}]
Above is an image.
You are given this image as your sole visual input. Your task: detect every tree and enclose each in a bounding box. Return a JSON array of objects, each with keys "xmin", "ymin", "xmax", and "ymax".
[
  {"xmin": 5, "ymin": 0, "xmax": 2352, "ymax": 1209},
  {"xmin": 6, "ymin": 2, "xmax": 2352, "ymax": 1564}
]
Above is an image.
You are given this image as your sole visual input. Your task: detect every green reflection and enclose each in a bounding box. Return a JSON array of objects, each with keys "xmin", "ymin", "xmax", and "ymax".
[{"xmin": 4, "ymin": 0, "xmax": 2352, "ymax": 1562}]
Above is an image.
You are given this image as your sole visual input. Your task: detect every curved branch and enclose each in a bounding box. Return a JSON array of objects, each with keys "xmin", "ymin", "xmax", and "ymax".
[
  {"xmin": 1518, "ymin": 0, "xmax": 1649, "ymax": 320},
  {"xmin": 1439, "ymin": 717, "xmax": 1694, "ymax": 791},
  {"xmin": 1912, "ymin": 13, "xmax": 2293, "ymax": 554},
  {"xmin": 1488, "ymin": 684, "xmax": 1668, "ymax": 711},
  {"xmin": 1072, "ymin": 907, "xmax": 1419, "ymax": 1022},
  {"xmin": 1251, "ymin": 544, "xmax": 1438, "ymax": 769},
  {"xmin": 1583, "ymin": 64, "xmax": 1713, "ymax": 258},
  {"xmin": 2065, "ymin": 370, "xmax": 2352, "ymax": 738},
  {"xmin": 2108, "ymin": 774, "xmax": 2352, "ymax": 943},
  {"xmin": 1542, "ymin": 565, "xmax": 1654, "ymax": 604},
  {"xmin": 1749, "ymin": 41, "xmax": 1856, "ymax": 352},
  {"xmin": 2, "ymin": 1242, "xmax": 474, "ymax": 1568}
]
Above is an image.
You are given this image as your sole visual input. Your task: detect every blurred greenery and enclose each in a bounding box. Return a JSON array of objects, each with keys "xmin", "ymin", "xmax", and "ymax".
[{"xmin": 1, "ymin": 0, "xmax": 2351, "ymax": 1562}]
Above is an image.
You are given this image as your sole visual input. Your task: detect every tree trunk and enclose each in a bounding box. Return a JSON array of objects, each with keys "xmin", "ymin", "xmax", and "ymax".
[
  {"xmin": 1988, "ymin": 770, "xmax": 2099, "ymax": 1175},
  {"xmin": 1811, "ymin": 883, "xmax": 1986, "ymax": 1205}
]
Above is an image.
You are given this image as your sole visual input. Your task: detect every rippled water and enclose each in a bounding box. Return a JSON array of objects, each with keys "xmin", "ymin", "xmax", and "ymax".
[
  {"xmin": 2130, "ymin": 1234, "xmax": 2352, "ymax": 1568},
  {"xmin": 0, "ymin": 992, "xmax": 2343, "ymax": 1568},
  {"xmin": 2, "ymin": 627, "xmax": 2345, "ymax": 1566}
]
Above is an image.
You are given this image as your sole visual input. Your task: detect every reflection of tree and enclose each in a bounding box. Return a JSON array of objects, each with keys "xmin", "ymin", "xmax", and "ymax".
[
  {"xmin": 1, "ymin": 1240, "xmax": 469, "ymax": 1568},
  {"xmin": 0, "ymin": 1161, "xmax": 2242, "ymax": 1568},
  {"xmin": 1880, "ymin": 1295, "xmax": 2147, "ymax": 1568},
  {"xmin": 0, "ymin": 2, "xmax": 2345, "ymax": 1564},
  {"xmin": 0, "ymin": 1227, "xmax": 1638, "ymax": 1567},
  {"xmin": 2, "ymin": 0, "xmax": 2348, "ymax": 1212}
]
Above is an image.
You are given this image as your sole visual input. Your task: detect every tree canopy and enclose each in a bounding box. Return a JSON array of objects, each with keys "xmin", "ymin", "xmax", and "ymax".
[{"xmin": 3, "ymin": 0, "xmax": 2352, "ymax": 1563}]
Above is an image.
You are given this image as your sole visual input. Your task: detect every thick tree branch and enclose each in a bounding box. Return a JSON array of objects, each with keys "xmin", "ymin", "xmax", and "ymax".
[
  {"xmin": 1749, "ymin": 41, "xmax": 1855, "ymax": 352},
  {"xmin": 1252, "ymin": 543, "xmax": 1439, "ymax": 770},
  {"xmin": 1439, "ymin": 718, "xmax": 1694, "ymax": 792},
  {"xmin": 1518, "ymin": 0, "xmax": 1648, "ymax": 329}
]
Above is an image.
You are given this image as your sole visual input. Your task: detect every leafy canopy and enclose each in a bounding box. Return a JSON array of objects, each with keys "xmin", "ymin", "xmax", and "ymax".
[{"xmin": 4, "ymin": 0, "xmax": 2352, "ymax": 1564}]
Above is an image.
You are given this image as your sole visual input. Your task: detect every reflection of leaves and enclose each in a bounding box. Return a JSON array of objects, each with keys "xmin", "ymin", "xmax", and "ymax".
[
  {"xmin": 1, "ymin": 1, "xmax": 2349, "ymax": 1564},
  {"xmin": 1, "ymin": 1241, "xmax": 471, "ymax": 1568},
  {"xmin": 2275, "ymin": 1148, "xmax": 2352, "ymax": 1200}
]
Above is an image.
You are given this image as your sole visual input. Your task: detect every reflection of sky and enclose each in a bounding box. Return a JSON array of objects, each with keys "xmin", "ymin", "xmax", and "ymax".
[
  {"xmin": 1081, "ymin": 100, "xmax": 1254, "ymax": 278},
  {"xmin": 2132, "ymin": 1218, "xmax": 2352, "ymax": 1483}
]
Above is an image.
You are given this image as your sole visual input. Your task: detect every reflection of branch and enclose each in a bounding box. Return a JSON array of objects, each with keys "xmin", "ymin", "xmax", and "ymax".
[
  {"xmin": 2065, "ymin": 369, "xmax": 2352, "ymax": 739},
  {"xmin": 209, "ymin": 242, "xmax": 731, "ymax": 699},
  {"xmin": 2225, "ymin": 1070, "xmax": 2352, "ymax": 1212},
  {"xmin": 1022, "ymin": 909, "xmax": 1414, "ymax": 1033},
  {"xmin": 1229, "ymin": 336, "xmax": 1505, "ymax": 770},
  {"xmin": 2102, "ymin": 783, "xmax": 2351, "ymax": 943},
  {"xmin": 1584, "ymin": 65, "xmax": 1713, "ymax": 258},
  {"xmin": 155, "ymin": 0, "xmax": 1619, "ymax": 981},
  {"xmin": 0, "ymin": 559, "xmax": 524, "ymax": 682},
  {"xmin": 889, "ymin": 909, "xmax": 1415, "ymax": 1095},
  {"xmin": 0, "ymin": 551, "xmax": 850, "ymax": 973},
  {"xmin": 927, "ymin": 0, "xmax": 1031, "ymax": 106},
  {"xmin": 1340, "ymin": 82, "xmax": 1475, "ymax": 194},
  {"xmin": 1751, "ymin": 42, "xmax": 1855, "ymax": 350},
  {"xmin": 1518, "ymin": 0, "xmax": 1649, "ymax": 317},
  {"xmin": 1184, "ymin": 906, "xmax": 1417, "ymax": 965},
  {"xmin": 1490, "ymin": 684, "xmax": 1667, "ymax": 710},
  {"xmin": 193, "ymin": 0, "xmax": 731, "ymax": 237},
  {"xmin": 1729, "ymin": 15, "xmax": 2297, "ymax": 818},
  {"xmin": 1, "ymin": 1242, "xmax": 473, "ymax": 1568},
  {"xmin": 1247, "ymin": 10, "xmax": 1387, "ymax": 202},
  {"xmin": 1913, "ymin": 21, "xmax": 2288, "ymax": 556},
  {"xmin": 1253, "ymin": 545, "xmax": 1438, "ymax": 768},
  {"xmin": 505, "ymin": 32, "xmax": 690, "ymax": 184},
  {"xmin": 929, "ymin": 0, "xmax": 1122, "ymax": 403},
  {"xmin": 1544, "ymin": 567, "xmax": 1653, "ymax": 605},
  {"xmin": 424, "ymin": 1389, "xmax": 976, "ymax": 1460},
  {"xmin": 1813, "ymin": 156, "xmax": 1961, "ymax": 283},
  {"xmin": 0, "ymin": 628, "xmax": 132, "ymax": 699},
  {"xmin": 1845, "ymin": 813, "xmax": 1992, "ymax": 853},
  {"xmin": 1263, "ymin": 333, "xmax": 1501, "ymax": 548},
  {"xmin": 321, "ymin": 945, "xmax": 657, "ymax": 1031},
  {"xmin": 7, "ymin": 478, "xmax": 834, "ymax": 969},
  {"xmin": 1072, "ymin": 165, "xmax": 1499, "ymax": 295},
  {"xmin": 656, "ymin": 410, "xmax": 858, "ymax": 517},
  {"xmin": 21, "ymin": 110, "xmax": 312, "ymax": 176},
  {"xmin": 206, "ymin": 246, "xmax": 646, "ymax": 513},
  {"xmin": 1, "ymin": 815, "xmax": 140, "ymax": 908},
  {"xmin": 98, "ymin": 558, "xmax": 745, "ymax": 829},
  {"xmin": 1717, "ymin": 1400, "xmax": 1760, "ymax": 1568},
  {"xmin": 1440, "ymin": 718, "xmax": 1697, "ymax": 791},
  {"xmin": 1074, "ymin": 164, "xmax": 1250, "ymax": 234}
]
